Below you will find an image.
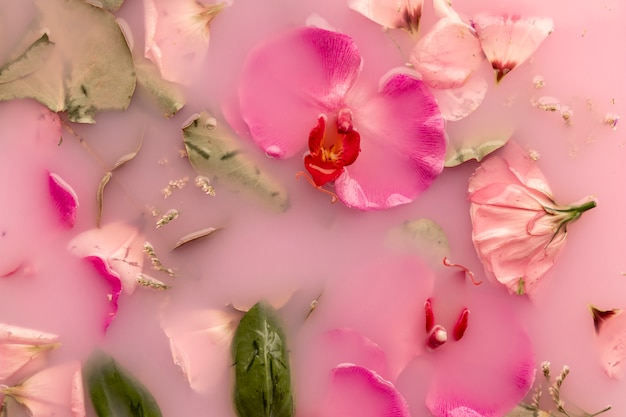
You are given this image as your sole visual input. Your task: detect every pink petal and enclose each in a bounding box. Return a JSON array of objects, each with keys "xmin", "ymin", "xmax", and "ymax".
[
  {"xmin": 336, "ymin": 70, "xmax": 446, "ymax": 210},
  {"xmin": 592, "ymin": 308, "xmax": 626, "ymax": 379},
  {"xmin": 348, "ymin": 0, "xmax": 423, "ymax": 33},
  {"xmin": 0, "ymin": 324, "xmax": 60, "ymax": 381},
  {"xmin": 424, "ymin": 292, "xmax": 535, "ymax": 417},
  {"xmin": 410, "ymin": 18, "xmax": 483, "ymax": 89},
  {"xmin": 3, "ymin": 362, "xmax": 85, "ymax": 417},
  {"xmin": 84, "ymin": 256, "xmax": 122, "ymax": 332},
  {"xmin": 144, "ymin": 0, "xmax": 228, "ymax": 84},
  {"xmin": 320, "ymin": 364, "xmax": 410, "ymax": 417},
  {"xmin": 161, "ymin": 309, "xmax": 237, "ymax": 392},
  {"xmin": 239, "ymin": 27, "xmax": 362, "ymax": 158},
  {"xmin": 47, "ymin": 172, "xmax": 78, "ymax": 229},
  {"xmin": 471, "ymin": 14, "xmax": 554, "ymax": 82},
  {"xmin": 67, "ymin": 222, "xmax": 144, "ymax": 294},
  {"xmin": 431, "ymin": 75, "xmax": 488, "ymax": 122}
]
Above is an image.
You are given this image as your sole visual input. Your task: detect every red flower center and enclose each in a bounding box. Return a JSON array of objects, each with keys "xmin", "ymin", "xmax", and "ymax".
[{"xmin": 304, "ymin": 110, "xmax": 361, "ymax": 187}]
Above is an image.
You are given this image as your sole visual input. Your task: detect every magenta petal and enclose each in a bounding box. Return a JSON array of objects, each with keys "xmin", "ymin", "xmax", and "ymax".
[
  {"xmin": 336, "ymin": 70, "xmax": 446, "ymax": 210},
  {"xmin": 239, "ymin": 27, "xmax": 362, "ymax": 158},
  {"xmin": 84, "ymin": 256, "xmax": 122, "ymax": 332},
  {"xmin": 321, "ymin": 364, "xmax": 410, "ymax": 417},
  {"xmin": 48, "ymin": 172, "xmax": 78, "ymax": 229}
]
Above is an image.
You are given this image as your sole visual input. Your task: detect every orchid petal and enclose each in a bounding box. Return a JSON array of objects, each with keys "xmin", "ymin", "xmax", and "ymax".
[
  {"xmin": 471, "ymin": 14, "xmax": 554, "ymax": 82},
  {"xmin": 348, "ymin": 0, "xmax": 423, "ymax": 34},
  {"xmin": 47, "ymin": 172, "xmax": 78, "ymax": 229},
  {"xmin": 3, "ymin": 362, "xmax": 85, "ymax": 417},
  {"xmin": 424, "ymin": 293, "xmax": 535, "ymax": 417},
  {"xmin": 68, "ymin": 222, "xmax": 143, "ymax": 294},
  {"xmin": 239, "ymin": 27, "xmax": 362, "ymax": 158},
  {"xmin": 320, "ymin": 364, "xmax": 410, "ymax": 417},
  {"xmin": 0, "ymin": 324, "xmax": 60, "ymax": 381},
  {"xmin": 592, "ymin": 307, "xmax": 626, "ymax": 379},
  {"xmin": 144, "ymin": 0, "xmax": 228, "ymax": 84},
  {"xmin": 432, "ymin": 75, "xmax": 488, "ymax": 122},
  {"xmin": 336, "ymin": 70, "xmax": 446, "ymax": 210},
  {"xmin": 161, "ymin": 309, "xmax": 237, "ymax": 392},
  {"xmin": 84, "ymin": 256, "xmax": 122, "ymax": 332},
  {"xmin": 410, "ymin": 17, "xmax": 483, "ymax": 89}
]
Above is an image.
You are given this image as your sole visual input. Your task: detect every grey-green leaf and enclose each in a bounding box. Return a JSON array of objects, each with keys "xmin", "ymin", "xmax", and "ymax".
[
  {"xmin": 84, "ymin": 351, "xmax": 163, "ymax": 417},
  {"xmin": 182, "ymin": 112, "xmax": 290, "ymax": 212},
  {"xmin": 232, "ymin": 301, "xmax": 294, "ymax": 417},
  {"xmin": 85, "ymin": 0, "xmax": 125, "ymax": 12},
  {"xmin": 135, "ymin": 57, "xmax": 185, "ymax": 117},
  {"xmin": 0, "ymin": 33, "xmax": 55, "ymax": 84}
]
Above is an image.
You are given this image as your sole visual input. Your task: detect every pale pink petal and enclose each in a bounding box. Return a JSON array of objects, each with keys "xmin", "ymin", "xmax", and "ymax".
[
  {"xmin": 84, "ymin": 256, "xmax": 122, "ymax": 332},
  {"xmin": 47, "ymin": 172, "xmax": 78, "ymax": 229},
  {"xmin": 0, "ymin": 324, "xmax": 60, "ymax": 381},
  {"xmin": 424, "ymin": 293, "xmax": 535, "ymax": 417},
  {"xmin": 68, "ymin": 222, "xmax": 143, "ymax": 294},
  {"xmin": 471, "ymin": 14, "xmax": 554, "ymax": 82},
  {"xmin": 239, "ymin": 27, "xmax": 362, "ymax": 158},
  {"xmin": 431, "ymin": 75, "xmax": 488, "ymax": 121},
  {"xmin": 592, "ymin": 308, "xmax": 626, "ymax": 379},
  {"xmin": 348, "ymin": 0, "xmax": 423, "ymax": 33},
  {"xmin": 410, "ymin": 18, "xmax": 483, "ymax": 89},
  {"xmin": 3, "ymin": 362, "xmax": 85, "ymax": 417},
  {"xmin": 144, "ymin": 0, "xmax": 228, "ymax": 84},
  {"xmin": 320, "ymin": 364, "xmax": 410, "ymax": 417},
  {"xmin": 161, "ymin": 309, "xmax": 237, "ymax": 392},
  {"xmin": 336, "ymin": 70, "xmax": 446, "ymax": 210}
]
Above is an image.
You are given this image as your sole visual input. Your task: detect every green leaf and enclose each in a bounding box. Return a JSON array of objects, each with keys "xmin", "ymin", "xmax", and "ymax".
[
  {"xmin": 85, "ymin": 0, "xmax": 125, "ymax": 13},
  {"xmin": 83, "ymin": 351, "xmax": 163, "ymax": 417},
  {"xmin": 182, "ymin": 112, "xmax": 290, "ymax": 212},
  {"xmin": 231, "ymin": 301, "xmax": 294, "ymax": 417},
  {"xmin": 135, "ymin": 57, "xmax": 185, "ymax": 117},
  {"xmin": 0, "ymin": 0, "xmax": 136, "ymax": 123}
]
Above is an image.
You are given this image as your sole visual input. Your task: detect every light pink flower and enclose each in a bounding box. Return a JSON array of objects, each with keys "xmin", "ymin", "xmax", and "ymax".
[
  {"xmin": 144, "ymin": 0, "xmax": 229, "ymax": 84},
  {"xmin": 0, "ymin": 324, "xmax": 60, "ymax": 381},
  {"xmin": 238, "ymin": 26, "xmax": 446, "ymax": 210},
  {"xmin": 348, "ymin": 0, "xmax": 423, "ymax": 34},
  {"xmin": 1, "ymin": 362, "xmax": 85, "ymax": 417},
  {"xmin": 68, "ymin": 222, "xmax": 145, "ymax": 331},
  {"xmin": 468, "ymin": 141, "xmax": 596, "ymax": 296},
  {"xmin": 471, "ymin": 14, "xmax": 554, "ymax": 82},
  {"xmin": 590, "ymin": 306, "xmax": 626, "ymax": 379}
]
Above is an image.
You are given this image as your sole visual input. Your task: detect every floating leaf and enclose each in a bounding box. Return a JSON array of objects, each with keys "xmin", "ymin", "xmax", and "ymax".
[
  {"xmin": 134, "ymin": 57, "xmax": 185, "ymax": 117},
  {"xmin": 231, "ymin": 301, "xmax": 293, "ymax": 417},
  {"xmin": 0, "ymin": 0, "xmax": 136, "ymax": 123},
  {"xmin": 96, "ymin": 172, "xmax": 112, "ymax": 228},
  {"xmin": 84, "ymin": 351, "xmax": 163, "ymax": 417},
  {"xmin": 444, "ymin": 131, "xmax": 511, "ymax": 167},
  {"xmin": 182, "ymin": 112, "xmax": 289, "ymax": 211},
  {"xmin": 85, "ymin": 0, "xmax": 125, "ymax": 13},
  {"xmin": 386, "ymin": 218, "xmax": 450, "ymax": 265},
  {"xmin": 173, "ymin": 226, "xmax": 221, "ymax": 249}
]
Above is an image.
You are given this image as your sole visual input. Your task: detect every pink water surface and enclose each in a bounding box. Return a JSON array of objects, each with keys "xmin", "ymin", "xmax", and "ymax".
[{"xmin": 0, "ymin": 0, "xmax": 625, "ymax": 416}]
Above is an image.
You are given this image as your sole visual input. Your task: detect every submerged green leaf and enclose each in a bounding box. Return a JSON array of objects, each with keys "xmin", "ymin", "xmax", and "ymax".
[
  {"xmin": 232, "ymin": 301, "xmax": 294, "ymax": 417},
  {"xmin": 84, "ymin": 351, "xmax": 163, "ymax": 417},
  {"xmin": 85, "ymin": 0, "xmax": 125, "ymax": 12},
  {"xmin": 182, "ymin": 112, "xmax": 290, "ymax": 212},
  {"xmin": 0, "ymin": 0, "xmax": 135, "ymax": 123},
  {"xmin": 135, "ymin": 57, "xmax": 185, "ymax": 117}
]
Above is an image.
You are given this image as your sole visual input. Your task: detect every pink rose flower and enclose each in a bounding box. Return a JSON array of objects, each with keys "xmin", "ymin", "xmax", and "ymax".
[
  {"xmin": 238, "ymin": 26, "xmax": 446, "ymax": 210},
  {"xmin": 468, "ymin": 141, "xmax": 596, "ymax": 296}
]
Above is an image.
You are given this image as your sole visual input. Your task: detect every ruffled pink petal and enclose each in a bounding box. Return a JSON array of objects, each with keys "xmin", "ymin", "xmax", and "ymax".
[
  {"xmin": 431, "ymin": 75, "xmax": 487, "ymax": 121},
  {"xmin": 471, "ymin": 14, "xmax": 554, "ymax": 82},
  {"xmin": 239, "ymin": 27, "xmax": 362, "ymax": 158},
  {"xmin": 321, "ymin": 364, "xmax": 410, "ymax": 417},
  {"xmin": 348, "ymin": 0, "xmax": 423, "ymax": 33},
  {"xmin": 0, "ymin": 324, "xmax": 60, "ymax": 381},
  {"xmin": 3, "ymin": 362, "xmax": 85, "ymax": 417},
  {"xmin": 336, "ymin": 70, "xmax": 446, "ymax": 210},
  {"xmin": 144, "ymin": 0, "xmax": 229, "ymax": 84},
  {"xmin": 47, "ymin": 172, "xmax": 78, "ymax": 229},
  {"xmin": 592, "ymin": 308, "xmax": 626, "ymax": 379},
  {"xmin": 84, "ymin": 256, "xmax": 122, "ymax": 332},
  {"xmin": 161, "ymin": 309, "xmax": 237, "ymax": 392},
  {"xmin": 424, "ymin": 293, "xmax": 535, "ymax": 417},
  {"xmin": 410, "ymin": 17, "xmax": 483, "ymax": 89},
  {"xmin": 67, "ymin": 222, "xmax": 143, "ymax": 294}
]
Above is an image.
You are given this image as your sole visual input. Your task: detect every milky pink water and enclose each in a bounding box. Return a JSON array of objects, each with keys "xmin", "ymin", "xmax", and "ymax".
[{"xmin": 0, "ymin": 0, "xmax": 624, "ymax": 416}]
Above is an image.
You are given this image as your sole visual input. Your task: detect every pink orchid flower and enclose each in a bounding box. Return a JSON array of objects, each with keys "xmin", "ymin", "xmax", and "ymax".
[
  {"xmin": 468, "ymin": 141, "xmax": 596, "ymax": 297},
  {"xmin": 68, "ymin": 222, "xmax": 145, "ymax": 331},
  {"xmin": 590, "ymin": 306, "xmax": 626, "ymax": 379},
  {"xmin": 0, "ymin": 324, "xmax": 60, "ymax": 382},
  {"xmin": 238, "ymin": 26, "xmax": 446, "ymax": 210}
]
